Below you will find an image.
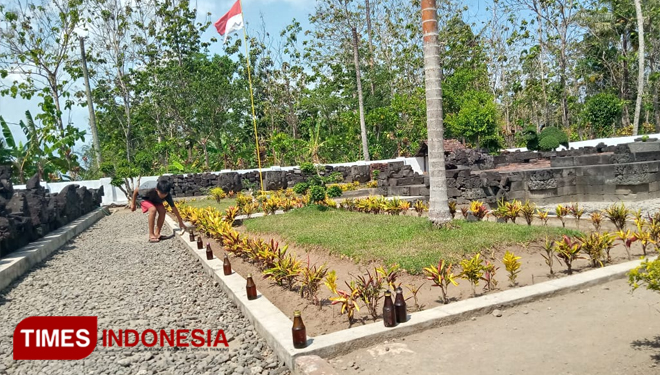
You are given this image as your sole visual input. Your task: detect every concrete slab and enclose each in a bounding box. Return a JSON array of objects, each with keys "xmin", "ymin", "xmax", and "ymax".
[
  {"xmin": 0, "ymin": 208, "xmax": 106, "ymax": 292},
  {"xmin": 165, "ymin": 214, "xmax": 654, "ymax": 371}
]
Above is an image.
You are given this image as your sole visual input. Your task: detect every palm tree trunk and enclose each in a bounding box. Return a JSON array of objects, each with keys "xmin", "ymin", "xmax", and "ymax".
[
  {"xmin": 421, "ymin": 0, "xmax": 451, "ymax": 226},
  {"xmin": 633, "ymin": 0, "xmax": 645, "ymax": 136},
  {"xmin": 352, "ymin": 27, "xmax": 370, "ymax": 161},
  {"xmin": 365, "ymin": 0, "xmax": 375, "ymax": 97}
]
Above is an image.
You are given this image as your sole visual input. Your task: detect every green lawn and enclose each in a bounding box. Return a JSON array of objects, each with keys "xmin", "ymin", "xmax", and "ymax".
[
  {"xmin": 185, "ymin": 198, "xmax": 238, "ymax": 213},
  {"xmin": 243, "ymin": 206, "xmax": 579, "ymax": 274}
]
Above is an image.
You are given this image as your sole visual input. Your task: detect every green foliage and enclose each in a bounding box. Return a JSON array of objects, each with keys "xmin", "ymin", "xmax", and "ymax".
[
  {"xmin": 299, "ymin": 260, "xmax": 329, "ymax": 306},
  {"xmin": 629, "ymin": 258, "xmax": 660, "ymax": 292},
  {"xmin": 523, "ymin": 126, "xmax": 540, "ymax": 151},
  {"xmin": 0, "ymin": 111, "xmax": 84, "ymax": 183},
  {"xmin": 326, "ymin": 185, "xmax": 343, "ymax": 198},
  {"xmin": 292, "ymin": 182, "xmax": 309, "ymax": 195},
  {"xmin": 309, "ymin": 185, "xmax": 326, "ymax": 204},
  {"xmin": 354, "ymin": 269, "xmax": 386, "ymax": 321},
  {"xmin": 537, "ymin": 127, "xmax": 569, "ymax": 151},
  {"xmin": 210, "ymin": 187, "xmax": 226, "ymax": 202},
  {"xmin": 424, "ymin": 259, "xmax": 458, "ymax": 304},
  {"xmin": 300, "ymin": 162, "xmax": 316, "ymax": 174},
  {"xmin": 502, "ymin": 251, "xmax": 522, "ymax": 286},
  {"xmin": 581, "ymin": 93, "xmax": 623, "ymax": 138},
  {"xmin": 578, "ymin": 232, "xmax": 614, "ymax": 267},
  {"xmin": 553, "ymin": 235, "xmax": 583, "ymax": 275},
  {"xmin": 603, "ymin": 203, "xmax": 630, "ymax": 231},
  {"xmin": 459, "ymin": 254, "xmax": 484, "ymax": 296}
]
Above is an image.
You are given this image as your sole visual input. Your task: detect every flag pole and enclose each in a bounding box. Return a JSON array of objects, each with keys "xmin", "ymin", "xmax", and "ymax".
[{"xmin": 238, "ymin": 0, "xmax": 264, "ymax": 193}]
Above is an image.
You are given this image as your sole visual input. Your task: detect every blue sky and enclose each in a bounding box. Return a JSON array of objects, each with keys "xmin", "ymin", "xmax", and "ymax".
[{"xmin": 0, "ymin": 0, "xmax": 486, "ymax": 152}]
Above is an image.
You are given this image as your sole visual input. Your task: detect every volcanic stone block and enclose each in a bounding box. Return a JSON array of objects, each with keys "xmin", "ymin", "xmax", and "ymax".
[
  {"xmin": 463, "ymin": 188, "xmax": 486, "ymax": 200},
  {"xmin": 628, "ymin": 141, "xmax": 660, "ymax": 154},
  {"xmin": 216, "ymin": 172, "xmax": 242, "ymax": 192},
  {"xmin": 409, "ymin": 185, "xmax": 429, "ymax": 196},
  {"xmin": 6, "ymin": 193, "xmax": 28, "ymax": 216},
  {"xmin": 447, "ymin": 188, "xmax": 461, "ymax": 198},
  {"xmin": 77, "ymin": 186, "xmax": 95, "ymax": 214},
  {"xmin": 527, "ymin": 179, "xmax": 558, "ymax": 190},
  {"xmin": 56, "ymin": 184, "xmax": 81, "ymax": 224},
  {"xmin": 0, "ymin": 177, "xmax": 13, "ymax": 200}
]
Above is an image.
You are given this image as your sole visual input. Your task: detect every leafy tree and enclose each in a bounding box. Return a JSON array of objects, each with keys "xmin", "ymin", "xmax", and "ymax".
[
  {"xmin": 581, "ymin": 93, "xmax": 623, "ymax": 137},
  {"xmin": 0, "ymin": 0, "xmax": 84, "ymax": 171}
]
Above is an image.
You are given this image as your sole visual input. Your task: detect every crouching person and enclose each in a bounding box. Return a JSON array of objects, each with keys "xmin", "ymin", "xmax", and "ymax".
[{"xmin": 131, "ymin": 179, "xmax": 187, "ymax": 242}]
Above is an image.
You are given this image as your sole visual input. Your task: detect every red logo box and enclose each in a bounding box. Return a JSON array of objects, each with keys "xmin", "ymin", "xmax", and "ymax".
[{"xmin": 13, "ymin": 316, "xmax": 98, "ymax": 360}]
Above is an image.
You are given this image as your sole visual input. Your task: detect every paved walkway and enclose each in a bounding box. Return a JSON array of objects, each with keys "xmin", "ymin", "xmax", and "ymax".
[
  {"xmin": 330, "ymin": 277, "xmax": 660, "ymax": 375},
  {"xmin": 0, "ymin": 210, "xmax": 289, "ymax": 375}
]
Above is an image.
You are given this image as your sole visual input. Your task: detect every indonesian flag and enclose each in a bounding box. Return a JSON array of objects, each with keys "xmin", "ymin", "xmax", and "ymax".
[{"xmin": 214, "ymin": 0, "xmax": 244, "ymax": 43}]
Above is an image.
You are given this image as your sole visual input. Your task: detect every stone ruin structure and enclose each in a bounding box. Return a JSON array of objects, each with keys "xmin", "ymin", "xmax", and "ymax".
[
  {"xmin": 0, "ymin": 166, "xmax": 103, "ymax": 257},
  {"xmin": 378, "ymin": 140, "xmax": 660, "ymax": 205},
  {"xmin": 154, "ymin": 139, "xmax": 660, "ymax": 208}
]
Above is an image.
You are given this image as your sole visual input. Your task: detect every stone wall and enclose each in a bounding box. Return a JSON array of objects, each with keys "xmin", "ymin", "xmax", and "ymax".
[
  {"xmin": 166, "ymin": 164, "xmax": 373, "ymax": 197},
  {"xmin": 0, "ymin": 167, "xmax": 103, "ymax": 257},
  {"xmin": 377, "ymin": 140, "xmax": 660, "ymax": 205}
]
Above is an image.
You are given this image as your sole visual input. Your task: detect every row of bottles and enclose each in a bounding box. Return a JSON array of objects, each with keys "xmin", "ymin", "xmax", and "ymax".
[
  {"xmin": 189, "ymin": 230, "xmax": 233, "ymax": 275},
  {"xmin": 383, "ymin": 287, "xmax": 407, "ymax": 327}
]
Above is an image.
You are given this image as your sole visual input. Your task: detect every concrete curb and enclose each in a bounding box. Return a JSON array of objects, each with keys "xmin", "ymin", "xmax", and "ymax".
[
  {"xmin": 165, "ymin": 215, "xmax": 649, "ymax": 372},
  {"xmin": 0, "ymin": 208, "xmax": 106, "ymax": 292}
]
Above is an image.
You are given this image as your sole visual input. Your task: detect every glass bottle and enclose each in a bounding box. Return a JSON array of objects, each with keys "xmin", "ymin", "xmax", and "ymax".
[
  {"xmin": 292, "ymin": 310, "xmax": 307, "ymax": 349},
  {"xmin": 246, "ymin": 274, "xmax": 257, "ymax": 300},
  {"xmin": 189, "ymin": 230, "xmax": 195, "ymax": 242},
  {"xmin": 394, "ymin": 287, "xmax": 407, "ymax": 323},
  {"xmin": 206, "ymin": 243, "xmax": 213, "ymax": 260},
  {"xmin": 382, "ymin": 290, "xmax": 396, "ymax": 327},
  {"xmin": 196, "ymin": 236, "xmax": 204, "ymax": 249},
  {"xmin": 223, "ymin": 254, "xmax": 232, "ymax": 276}
]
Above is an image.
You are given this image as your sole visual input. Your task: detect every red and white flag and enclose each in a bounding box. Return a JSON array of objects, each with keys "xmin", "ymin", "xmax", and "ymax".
[{"xmin": 214, "ymin": 0, "xmax": 244, "ymax": 43}]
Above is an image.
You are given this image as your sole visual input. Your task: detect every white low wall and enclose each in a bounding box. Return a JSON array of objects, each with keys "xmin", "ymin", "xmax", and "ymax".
[
  {"xmin": 14, "ymin": 157, "xmax": 422, "ymax": 206},
  {"xmin": 506, "ymin": 133, "xmax": 660, "ymax": 152}
]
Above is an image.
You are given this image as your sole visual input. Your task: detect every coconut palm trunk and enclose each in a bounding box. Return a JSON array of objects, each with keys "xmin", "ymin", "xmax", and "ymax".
[
  {"xmin": 633, "ymin": 0, "xmax": 645, "ymax": 136},
  {"xmin": 421, "ymin": 0, "xmax": 451, "ymax": 226}
]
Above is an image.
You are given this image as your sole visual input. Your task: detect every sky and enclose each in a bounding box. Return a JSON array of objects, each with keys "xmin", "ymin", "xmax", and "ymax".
[{"xmin": 0, "ymin": 0, "xmax": 485, "ymax": 153}]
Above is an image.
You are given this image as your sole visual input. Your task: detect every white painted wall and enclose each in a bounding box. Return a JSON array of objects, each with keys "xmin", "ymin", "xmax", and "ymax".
[{"xmin": 506, "ymin": 133, "xmax": 660, "ymax": 152}]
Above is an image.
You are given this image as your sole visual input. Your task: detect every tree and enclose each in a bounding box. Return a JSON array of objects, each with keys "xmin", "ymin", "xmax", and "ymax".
[
  {"xmin": 0, "ymin": 111, "xmax": 84, "ymax": 183},
  {"xmin": 0, "ymin": 0, "xmax": 84, "ymax": 171},
  {"xmin": 421, "ymin": 0, "xmax": 451, "ymax": 226},
  {"xmin": 309, "ymin": 0, "xmax": 370, "ymax": 161},
  {"xmin": 632, "ymin": 0, "xmax": 645, "ymax": 136}
]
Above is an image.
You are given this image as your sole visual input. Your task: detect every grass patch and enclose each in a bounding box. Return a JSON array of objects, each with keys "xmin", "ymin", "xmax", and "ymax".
[
  {"xmin": 243, "ymin": 206, "xmax": 579, "ymax": 274},
  {"xmin": 185, "ymin": 198, "xmax": 238, "ymax": 213}
]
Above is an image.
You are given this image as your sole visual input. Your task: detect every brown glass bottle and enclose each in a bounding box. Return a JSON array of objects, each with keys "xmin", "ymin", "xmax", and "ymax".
[
  {"xmin": 292, "ymin": 310, "xmax": 307, "ymax": 349},
  {"xmin": 189, "ymin": 230, "xmax": 195, "ymax": 242},
  {"xmin": 223, "ymin": 254, "xmax": 232, "ymax": 276},
  {"xmin": 206, "ymin": 243, "xmax": 213, "ymax": 260},
  {"xmin": 196, "ymin": 236, "xmax": 204, "ymax": 249},
  {"xmin": 394, "ymin": 287, "xmax": 407, "ymax": 323},
  {"xmin": 246, "ymin": 274, "xmax": 257, "ymax": 300},
  {"xmin": 383, "ymin": 290, "xmax": 396, "ymax": 327}
]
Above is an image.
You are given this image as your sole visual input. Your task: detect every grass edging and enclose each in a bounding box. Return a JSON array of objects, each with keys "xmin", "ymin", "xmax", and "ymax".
[{"xmin": 166, "ymin": 214, "xmax": 650, "ymax": 370}]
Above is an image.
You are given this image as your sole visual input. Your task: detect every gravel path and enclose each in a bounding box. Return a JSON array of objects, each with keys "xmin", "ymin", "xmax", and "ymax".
[{"xmin": 0, "ymin": 210, "xmax": 290, "ymax": 375}]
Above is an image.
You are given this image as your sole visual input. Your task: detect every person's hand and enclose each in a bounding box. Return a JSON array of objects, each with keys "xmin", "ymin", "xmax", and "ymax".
[
  {"xmin": 179, "ymin": 221, "xmax": 187, "ymax": 231},
  {"xmin": 130, "ymin": 203, "xmax": 136, "ymax": 212}
]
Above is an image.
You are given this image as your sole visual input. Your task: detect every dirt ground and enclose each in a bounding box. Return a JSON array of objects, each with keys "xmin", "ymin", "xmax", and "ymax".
[
  {"xmin": 191, "ymin": 213, "xmax": 652, "ymax": 337},
  {"xmin": 329, "ymin": 277, "xmax": 660, "ymax": 375}
]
